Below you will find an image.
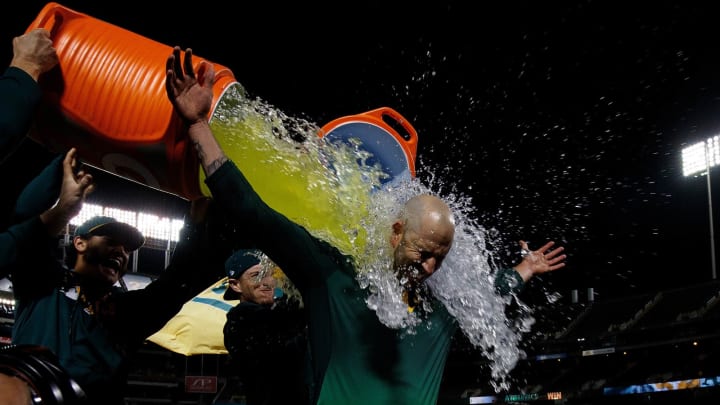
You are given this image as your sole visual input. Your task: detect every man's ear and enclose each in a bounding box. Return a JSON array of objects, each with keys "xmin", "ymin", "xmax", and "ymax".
[
  {"xmin": 228, "ymin": 278, "xmax": 242, "ymax": 294},
  {"xmin": 73, "ymin": 236, "xmax": 88, "ymax": 253},
  {"xmin": 390, "ymin": 220, "xmax": 403, "ymax": 248}
]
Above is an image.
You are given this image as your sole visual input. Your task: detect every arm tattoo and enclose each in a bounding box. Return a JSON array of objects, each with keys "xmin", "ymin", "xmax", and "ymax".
[{"xmin": 192, "ymin": 139, "xmax": 227, "ymax": 176}]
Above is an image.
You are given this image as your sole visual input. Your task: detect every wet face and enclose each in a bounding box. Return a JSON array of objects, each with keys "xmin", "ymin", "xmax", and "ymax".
[
  {"xmin": 392, "ymin": 218, "xmax": 454, "ymax": 289},
  {"xmin": 235, "ymin": 264, "xmax": 276, "ymax": 305},
  {"xmin": 74, "ymin": 234, "xmax": 130, "ymax": 287}
]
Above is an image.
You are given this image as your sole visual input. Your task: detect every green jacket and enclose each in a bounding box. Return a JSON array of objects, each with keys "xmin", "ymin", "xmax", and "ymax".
[
  {"xmin": 0, "ymin": 66, "xmax": 42, "ymax": 159},
  {"xmin": 207, "ymin": 160, "xmax": 524, "ymax": 405}
]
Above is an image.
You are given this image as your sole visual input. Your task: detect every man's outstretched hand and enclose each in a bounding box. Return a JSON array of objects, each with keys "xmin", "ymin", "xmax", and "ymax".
[{"xmin": 513, "ymin": 240, "xmax": 567, "ymax": 282}]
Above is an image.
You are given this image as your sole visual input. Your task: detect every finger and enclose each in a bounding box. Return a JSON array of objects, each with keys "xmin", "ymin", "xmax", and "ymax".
[
  {"xmin": 183, "ymin": 48, "xmax": 195, "ymax": 79},
  {"xmin": 38, "ymin": 29, "xmax": 52, "ymax": 43},
  {"xmin": 84, "ymin": 182, "xmax": 96, "ymax": 198},
  {"xmin": 166, "ymin": 47, "xmax": 181, "ymax": 97},
  {"xmin": 547, "ymin": 254, "xmax": 566, "ymax": 265},
  {"xmin": 519, "ymin": 240, "xmax": 531, "ymax": 258},
  {"xmin": 78, "ymin": 172, "xmax": 92, "ymax": 186},
  {"xmin": 165, "ymin": 52, "xmax": 175, "ymax": 79},
  {"xmin": 536, "ymin": 241, "xmax": 555, "ymax": 254},
  {"xmin": 545, "ymin": 246, "xmax": 565, "ymax": 259},
  {"xmin": 80, "ymin": 174, "xmax": 94, "ymax": 195},
  {"xmin": 63, "ymin": 148, "xmax": 76, "ymax": 175},
  {"xmin": 196, "ymin": 61, "xmax": 215, "ymax": 87},
  {"xmin": 165, "ymin": 68, "xmax": 174, "ymax": 98},
  {"xmin": 172, "ymin": 46, "xmax": 183, "ymax": 76},
  {"xmin": 36, "ymin": 28, "xmax": 52, "ymax": 38},
  {"xmin": 548, "ymin": 262, "xmax": 566, "ymax": 271}
]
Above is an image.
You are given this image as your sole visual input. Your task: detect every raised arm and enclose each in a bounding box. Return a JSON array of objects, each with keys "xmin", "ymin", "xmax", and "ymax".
[
  {"xmin": 1, "ymin": 29, "xmax": 58, "ymax": 159},
  {"xmin": 1, "ymin": 148, "xmax": 93, "ymax": 279},
  {"xmin": 163, "ymin": 46, "xmax": 337, "ymax": 291},
  {"xmin": 39, "ymin": 147, "xmax": 94, "ymax": 235},
  {"xmin": 165, "ymin": 46, "xmax": 227, "ymax": 177}
]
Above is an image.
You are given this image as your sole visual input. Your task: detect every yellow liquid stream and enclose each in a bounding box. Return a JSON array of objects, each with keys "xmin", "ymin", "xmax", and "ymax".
[{"xmin": 199, "ymin": 84, "xmax": 382, "ymax": 257}]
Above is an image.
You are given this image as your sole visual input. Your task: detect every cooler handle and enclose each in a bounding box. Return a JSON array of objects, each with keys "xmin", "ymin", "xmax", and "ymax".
[
  {"xmin": 30, "ymin": 2, "xmax": 78, "ymax": 38},
  {"xmin": 360, "ymin": 106, "xmax": 418, "ymax": 166}
]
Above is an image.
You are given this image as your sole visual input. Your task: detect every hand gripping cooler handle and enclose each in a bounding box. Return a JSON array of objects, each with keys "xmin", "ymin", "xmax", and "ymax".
[{"xmin": 30, "ymin": 2, "xmax": 74, "ymax": 37}]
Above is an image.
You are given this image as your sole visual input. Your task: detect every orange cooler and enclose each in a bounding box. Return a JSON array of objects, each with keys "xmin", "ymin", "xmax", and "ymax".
[{"xmin": 25, "ymin": 2, "xmax": 238, "ymax": 200}]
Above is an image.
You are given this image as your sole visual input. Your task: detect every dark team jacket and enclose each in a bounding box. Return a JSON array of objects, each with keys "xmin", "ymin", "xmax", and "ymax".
[
  {"xmin": 224, "ymin": 296, "xmax": 311, "ymax": 405},
  {"xmin": 0, "ymin": 66, "xmax": 41, "ymax": 158}
]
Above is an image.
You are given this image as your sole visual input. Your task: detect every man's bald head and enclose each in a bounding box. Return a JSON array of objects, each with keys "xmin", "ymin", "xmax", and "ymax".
[
  {"xmin": 391, "ymin": 194, "xmax": 456, "ymax": 287},
  {"xmin": 401, "ymin": 194, "xmax": 455, "ymax": 238}
]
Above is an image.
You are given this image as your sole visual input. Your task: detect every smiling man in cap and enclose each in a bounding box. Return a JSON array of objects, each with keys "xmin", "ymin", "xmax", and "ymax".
[
  {"xmin": 11, "ymin": 212, "xmax": 150, "ymax": 403},
  {"xmin": 223, "ymin": 249, "xmax": 275, "ymax": 303},
  {"xmin": 222, "ymin": 249, "xmax": 311, "ymax": 405},
  {"xmin": 9, "ymin": 147, "xmax": 229, "ymax": 405},
  {"xmin": 71, "ymin": 215, "xmax": 145, "ymax": 288}
]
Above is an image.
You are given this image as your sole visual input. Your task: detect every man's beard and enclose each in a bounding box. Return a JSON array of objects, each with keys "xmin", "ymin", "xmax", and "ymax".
[{"xmin": 83, "ymin": 245, "xmax": 123, "ymax": 281}]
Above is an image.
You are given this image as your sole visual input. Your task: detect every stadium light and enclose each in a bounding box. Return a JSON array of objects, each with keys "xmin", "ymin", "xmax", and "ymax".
[
  {"xmin": 69, "ymin": 203, "xmax": 185, "ymax": 243},
  {"xmin": 681, "ymin": 135, "xmax": 720, "ymax": 280}
]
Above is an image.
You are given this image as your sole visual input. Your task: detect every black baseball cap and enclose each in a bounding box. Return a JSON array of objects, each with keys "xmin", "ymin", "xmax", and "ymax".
[
  {"xmin": 223, "ymin": 249, "xmax": 263, "ymax": 300},
  {"xmin": 74, "ymin": 216, "xmax": 145, "ymax": 252}
]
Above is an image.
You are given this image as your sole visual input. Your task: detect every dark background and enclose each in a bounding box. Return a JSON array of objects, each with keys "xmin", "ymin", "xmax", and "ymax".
[{"xmin": 3, "ymin": 0, "xmax": 720, "ymax": 302}]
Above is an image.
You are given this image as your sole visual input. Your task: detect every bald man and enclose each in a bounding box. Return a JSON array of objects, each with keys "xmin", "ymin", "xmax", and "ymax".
[
  {"xmin": 390, "ymin": 194, "xmax": 456, "ymax": 306},
  {"xmin": 165, "ymin": 46, "xmax": 566, "ymax": 405}
]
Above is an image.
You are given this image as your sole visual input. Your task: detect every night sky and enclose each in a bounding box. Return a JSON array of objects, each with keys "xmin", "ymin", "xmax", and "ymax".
[{"xmin": 4, "ymin": 1, "xmax": 720, "ymax": 302}]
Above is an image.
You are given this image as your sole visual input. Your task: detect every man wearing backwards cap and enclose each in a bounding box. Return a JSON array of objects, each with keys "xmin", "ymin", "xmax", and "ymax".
[
  {"xmin": 222, "ymin": 249, "xmax": 311, "ymax": 405},
  {"xmin": 8, "ymin": 148, "xmax": 228, "ymax": 405},
  {"xmin": 223, "ymin": 249, "xmax": 275, "ymax": 303}
]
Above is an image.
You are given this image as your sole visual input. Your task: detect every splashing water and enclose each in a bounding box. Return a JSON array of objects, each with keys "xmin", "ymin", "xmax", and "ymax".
[
  {"xmin": 207, "ymin": 84, "xmax": 534, "ymax": 391},
  {"xmin": 359, "ymin": 179, "xmax": 534, "ymax": 391},
  {"xmin": 427, "ymin": 213, "xmax": 535, "ymax": 392}
]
